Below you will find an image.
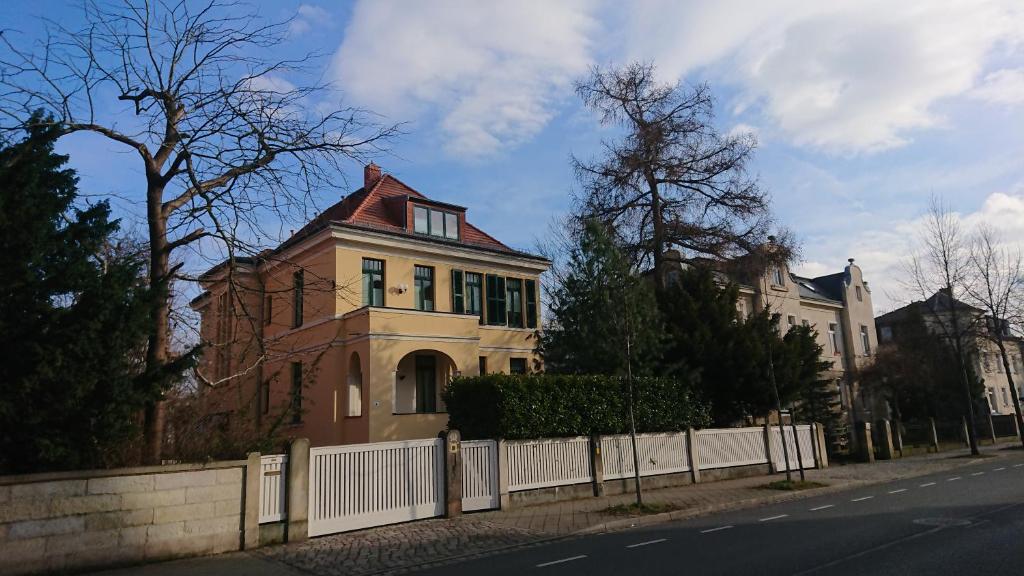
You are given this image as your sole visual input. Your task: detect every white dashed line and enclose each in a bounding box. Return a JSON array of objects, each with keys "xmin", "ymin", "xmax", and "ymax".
[
  {"xmin": 700, "ymin": 526, "xmax": 734, "ymax": 534},
  {"xmin": 851, "ymin": 496, "xmax": 873, "ymax": 502},
  {"xmin": 970, "ymin": 472, "xmax": 984, "ymax": 476},
  {"xmin": 1014, "ymin": 464, "xmax": 1024, "ymax": 468},
  {"xmin": 536, "ymin": 555, "xmax": 587, "ymax": 568},
  {"xmin": 994, "ymin": 467, "xmax": 1006, "ymax": 471},
  {"xmin": 947, "ymin": 477, "xmax": 962, "ymax": 482},
  {"xmin": 759, "ymin": 514, "xmax": 788, "ymax": 522},
  {"xmin": 626, "ymin": 539, "xmax": 666, "ymax": 548},
  {"xmin": 920, "ymin": 482, "xmax": 936, "ymax": 487},
  {"xmin": 809, "ymin": 505, "xmax": 834, "ymax": 511},
  {"xmin": 888, "ymin": 489, "xmax": 907, "ymax": 494}
]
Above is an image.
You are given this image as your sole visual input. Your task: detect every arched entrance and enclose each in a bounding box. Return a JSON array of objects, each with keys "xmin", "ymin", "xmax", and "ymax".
[{"xmin": 394, "ymin": 350, "xmax": 457, "ymax": 414}]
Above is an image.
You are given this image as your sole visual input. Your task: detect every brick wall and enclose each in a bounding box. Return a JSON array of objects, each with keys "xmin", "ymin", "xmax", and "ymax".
[{"xmin": 0, "ymin": 461, "xmax": 250, "ymax": 575}]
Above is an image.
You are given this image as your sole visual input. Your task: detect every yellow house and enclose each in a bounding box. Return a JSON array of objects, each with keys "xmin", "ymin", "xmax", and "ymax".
[{"xmin": 191, "ymin": 164, "xmax": 550, "ymax": 446}]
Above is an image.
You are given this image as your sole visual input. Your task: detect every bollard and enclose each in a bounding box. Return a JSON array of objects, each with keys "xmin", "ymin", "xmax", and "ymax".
[
  {"xmin": 858, "ymin": 422, "xmax": 875, "ymax": 463},
  {"xmin": 877, "ymin": 420, "xmax": 895, "ymax": 460}
]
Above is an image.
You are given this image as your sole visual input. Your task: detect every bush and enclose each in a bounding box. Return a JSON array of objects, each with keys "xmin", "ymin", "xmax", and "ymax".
[{"xmin": 443, "ymin": 374, "xmax": 710, "ymax": 440}]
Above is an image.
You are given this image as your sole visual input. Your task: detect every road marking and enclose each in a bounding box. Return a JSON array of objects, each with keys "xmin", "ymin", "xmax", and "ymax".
[
  {"xmin": 920, "ymin": 482, "xmax": 936, "ymax": 487},
  {"xmin": 994, "ymin": 467, "xmax": 1006, "ymax": 471},
  {"xmin": 888, "ymin": 489, "xmax": 907, "ymax": 494},
  {"xmin": 947, "ymin": 476, "xmax": 962, "ymax": 481},
  {"xmin": 700, "ymin": 526, "xmax": 734, "ymax": 534},
  {"xmin": 970, "ymin": 472, "xmax": 984, "ymax": 476},
  {"xmin": 759, "ymin": 514, "xmax": 788, "ymax": 522},
  {"xmin": 852, "ymin": 496, "xmax": 873, "ymax": 502},
  {"xmin": 626, "ymin": 538, "xmax": 666, "ymax": 548},
  {"xmin": 1014, "ymin": 464, "xmax": 1024, "ymax": 468},
  {"xmin": 809, "ymin": 504, "xmax": 834, "ymax": 511},
  {"xmin": 536, "ymin": 555, "xmax": 586, "ymax": 568}
]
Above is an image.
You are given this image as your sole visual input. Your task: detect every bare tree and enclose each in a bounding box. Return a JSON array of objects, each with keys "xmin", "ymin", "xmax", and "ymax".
[
  {"xmin": 966, "ymin": 225, "xmax": 1024, "ymax": 449},
  {"xmin": 572, "ymin": 62, "xmax": 792, "ymax": 290},
  {"xmin": 904, "ymin": 198, "xmax": 981, "ymax": 455},
  {"xmin": 0, "ymin": 0, "xmax": 397, "ymax": 463}
]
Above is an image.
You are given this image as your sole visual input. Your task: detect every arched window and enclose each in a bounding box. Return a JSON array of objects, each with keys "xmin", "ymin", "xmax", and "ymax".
[{"xmin": 347, "ymin": 352, "xmax": 363, "ymax": 417}]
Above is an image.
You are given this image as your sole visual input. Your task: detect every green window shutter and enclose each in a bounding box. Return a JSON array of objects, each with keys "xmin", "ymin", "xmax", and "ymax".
[
  {"xmin": 525, "ymin": 279, "xmax": 538, "ymax": 329},
  {"xmin": 452, "ymin": 269, "xmax": 464, "ymax": 313}
]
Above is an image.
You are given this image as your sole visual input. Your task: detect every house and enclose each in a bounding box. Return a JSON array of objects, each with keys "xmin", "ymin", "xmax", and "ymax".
[
  {"xmin": 662, "ymin": 251, "xmax": 879, "ymax": 450},
  {"xmin": 875, "ymin": 291, "xmax": 1024, "ymax": 416},
  {"xmin": 190, "ymin": 164, "xmax": 550, "ymax": 446}
]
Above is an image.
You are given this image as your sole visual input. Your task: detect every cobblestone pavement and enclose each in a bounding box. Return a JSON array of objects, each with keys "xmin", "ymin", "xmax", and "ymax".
[{"xmin": 258, "ymin": 445, "xmax": 1012, "ymax": 576}]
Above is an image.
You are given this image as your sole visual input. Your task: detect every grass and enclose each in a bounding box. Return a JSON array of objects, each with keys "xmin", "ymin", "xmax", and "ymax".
[
  {"xmin": 601, "ymin": 502, "xmax": 681, "ymax": 516},
  {"xmin": 762, "ymin": 479, "xmax": 828, "ymax": 491}
]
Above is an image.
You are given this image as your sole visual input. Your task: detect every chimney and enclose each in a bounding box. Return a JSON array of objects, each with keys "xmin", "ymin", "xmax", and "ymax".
[{"xmin": 364, "ymin": 162, "xmax": 382, "ymax": 190}]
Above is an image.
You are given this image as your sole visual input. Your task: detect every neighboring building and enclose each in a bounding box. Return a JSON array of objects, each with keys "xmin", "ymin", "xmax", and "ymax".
[
  {"xmin": 191, "ymin": 164, "xmax": 549, "ymax": 446},
  {"xmin": 662, "ymin": 251, "xmax": 879, "ymax": 450},
  {"xmin": 875, "ymin": 291, "xmax": 1024, "ymax": 416}
]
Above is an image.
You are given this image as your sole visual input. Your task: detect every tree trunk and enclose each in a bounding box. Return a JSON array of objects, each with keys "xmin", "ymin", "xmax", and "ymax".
[
  {"xmin": 142, "ymin": 182, "xmax": 170, "ymax": 465},
  {"xmin": 646, "ymin": 172, "xmax": 666, "ymax": 292}
]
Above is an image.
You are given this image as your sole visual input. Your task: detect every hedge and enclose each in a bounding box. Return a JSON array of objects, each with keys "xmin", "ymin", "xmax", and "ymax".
[{"xmin": 442, "ymin": 373, "xmax": 711, "ymax": 440}]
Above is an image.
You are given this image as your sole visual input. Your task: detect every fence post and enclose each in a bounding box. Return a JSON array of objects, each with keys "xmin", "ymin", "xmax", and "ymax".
[
  {"xmin": 1014, "ymin": 413, "xmax": 1022, "ymax": 440},
  {"xmin": 808, "ymin": 424, "xmax": 820, "ymax": 468},
  {"xmin": 242, "ymin": 452, "xmax": 261, "ymax": 550},
  {"xmin": 763, "ymin": 423, "xmax": 776, "ymax": 473},
  {"xmin": 929, "ymin": 417, "xmax": 940, "ymax": 453},
  {"xmin": 858, "ymin": 422, "xmax": 874, "ymax": 463},
  {"xmin": 497, "ymin": 439, "xmax": 511, "ymax": 510},
  {"xmin": 443, "ymin": 430, "xmax": 463, "ymax": 518},
  {"xmin": 589, "ymin": 435, "xmax": 605, "ymax": 497},
  {"xmin": 893, "ymin": 420, "xmax": 904, "ymax": 457},
  {"xmin": 686, "ymin": 428, "xmax": 701, "ymax": 484},
  {"xmin": 961, "ymin": 416, "xmax": 970, "ymax": 448},
  {"xmin": 286, "ymin": 438, "xmax": 310, "ymax": 543},
  {"xmin": 814, "ymin": 423, "xmax": 829, "ymax": 468},
  {"xmin": 877, "ymin": 420, "xmax": 895, "ymax": 460},
  {"xmin": 988, "ymin": 413, "xmax": 997, "ymax": 444}
]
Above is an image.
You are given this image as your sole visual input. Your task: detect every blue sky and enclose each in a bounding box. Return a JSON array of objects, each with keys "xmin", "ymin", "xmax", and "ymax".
[{"xmin": 4, "ymin": 0, "xmax": 1024, "ymax": 313}]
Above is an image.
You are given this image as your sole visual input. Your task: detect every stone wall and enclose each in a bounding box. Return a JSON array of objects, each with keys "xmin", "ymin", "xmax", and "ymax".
[{"xmin": 0, "ymin": 460, "xmax": 251, "ymax": 575}]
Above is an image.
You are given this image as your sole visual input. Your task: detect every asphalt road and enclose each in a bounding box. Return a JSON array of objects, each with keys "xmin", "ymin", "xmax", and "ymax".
[{"xmin": 422, "ymin": 453, "xmax": 1024, "ymax": 576}]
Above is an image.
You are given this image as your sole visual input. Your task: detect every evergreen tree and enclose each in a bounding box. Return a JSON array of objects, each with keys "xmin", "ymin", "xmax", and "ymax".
[
  {"xmin": 540, "ymin": 220, "xmax": 664, "ymax": 376},
  {"xmin": 781, "ymin": 324, "xmax": 841, "ymax": 436},
  {"xmin": 0, "ymin": 116, "xmax": 172, "ymax": 473}
]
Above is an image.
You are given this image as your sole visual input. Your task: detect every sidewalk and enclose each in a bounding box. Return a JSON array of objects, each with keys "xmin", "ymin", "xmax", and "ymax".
[{"xmin": 90, "ymin": 445, "xmax": 1010, "ymax": 576}]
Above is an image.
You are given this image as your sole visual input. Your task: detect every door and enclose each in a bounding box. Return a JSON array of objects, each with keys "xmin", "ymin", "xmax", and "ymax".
[{"xmin": 415, "ymin": 355, "xmax": 437, "ymax": 413}]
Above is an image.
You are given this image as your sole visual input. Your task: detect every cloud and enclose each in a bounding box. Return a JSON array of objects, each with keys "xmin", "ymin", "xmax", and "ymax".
[
  {"xmin": 971, "ymin": 68, "xmax": 1024, "ymax": 105},
  {"xmin": 330, "ymin": 0, "xmax": 596, "ymax": 157},
  {"xmin": 621, "ymin": 0, "xmax": 1024, "ymax": 154},
  {"xmin": 288, "ymin": 4, "xmax": 333, "ymax": 36}
]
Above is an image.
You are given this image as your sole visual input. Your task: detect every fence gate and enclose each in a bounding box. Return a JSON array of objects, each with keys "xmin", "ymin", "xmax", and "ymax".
[
  {"xmin": 308, "ymin": 438, "xmax": 445, "ymax": 537},
  {"xmin": 461, "ymin": 440, "xmax": 499, "ymax": 511}
]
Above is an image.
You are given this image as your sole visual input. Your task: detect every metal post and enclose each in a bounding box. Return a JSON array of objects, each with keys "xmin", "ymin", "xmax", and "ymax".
[{"xmin": 788, "ymin": 408, "xmax": 805, "ymax": 482}]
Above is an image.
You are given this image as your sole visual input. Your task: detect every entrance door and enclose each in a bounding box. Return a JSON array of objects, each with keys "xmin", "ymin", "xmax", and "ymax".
[{"xmin": 415, "ymin": 355, "xmax": 437, "ymax": 413}]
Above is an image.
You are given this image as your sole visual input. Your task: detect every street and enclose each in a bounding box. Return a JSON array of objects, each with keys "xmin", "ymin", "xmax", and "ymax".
[{"xmin": 422, "ymin": 453, "xmax": 1024, "ymax": 576}]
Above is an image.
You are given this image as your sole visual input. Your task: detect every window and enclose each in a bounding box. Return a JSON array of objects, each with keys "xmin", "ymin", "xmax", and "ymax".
[
  {"xmin": 996, "ymin": 354, "xmax": 1004, "ymax": 373},
  {"xmin": 264, "ymin": 295, "xmax": 273, "ymax": 326},
  {"xmin": 290, "ymin": 362, "xmax": 303, "ymax": 424},
  {"xmin": 787, "ymin": 315, "xmax": 797, "ymax": 327},
  {"xmin": 412, "ymin": 205, "xmax": 459, "ymax": 239},
  {"xmin": 362, "ymin": 258, "xmax": 385, "ymax": 307},
  {"xmin": 771, "ymin": 267, "xmax": 785, "ymax": 286},
  {"xmin": 414, "ymin": 265, "xmax": 434, "ymax": 311},
  {"xmin": 802, "ymin": 319, "xmax": 810, "ymax": 328},
  {"xmin": 510, "ymin": 358, "xmax": 527, "ymax": 374},
  {"xmin": 479, "ymin": 356, "xmax": 487, "ymax": 375},
  {"xmin": 292, "ymin": 270, "xmax": 304, "ymax": 328},
  {"xmin": 880, "ymin": 326, "xmax": 893, "ymax": 343},
  {"xmin": 856, "ymin": 285, "xmax": 863, "ymax": 302},
  {"xmin": 506, "ymin": 278, "xmax": 523, "ymax": 327},
  {"xmin": 988, "ymin": 388, "xmax": 997, "ymax": 413},
  {"xmin": 485, "ymin": 274, "xmax": 506, "ymax": 326},
  {"xmin": 525, "ymin": 279, "xmax": 538, "ymax": 329},
  {"xmin": 466, "ymin": 272, "xmax": 483, "ymax": 321},
  {"xmin": 451, "ymin": 269, "xmax": 465, "ymax": 313},
  {"xmin": 860, "ymin": 325, "xmax": 871, "ymax": 355},
  {"xmin": 828, "ymin": 323, "xmax": 840, "ymax": 355}
]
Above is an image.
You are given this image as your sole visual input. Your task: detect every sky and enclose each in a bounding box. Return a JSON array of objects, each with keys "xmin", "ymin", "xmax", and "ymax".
[{"xmin": 4, "ymin": 0, "xmax": 1024, "ymax": 314}]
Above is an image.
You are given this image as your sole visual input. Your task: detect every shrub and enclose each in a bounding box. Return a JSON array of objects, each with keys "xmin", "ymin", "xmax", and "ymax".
[{"xmin": 443, "ymin": 373, "xmax": 710, "ymax": 440}]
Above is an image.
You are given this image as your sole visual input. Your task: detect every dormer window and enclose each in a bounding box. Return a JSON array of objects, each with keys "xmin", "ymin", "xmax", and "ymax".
[{"xmin": 413, "ymin": 205, "xmax": 459, "ymax": 240}]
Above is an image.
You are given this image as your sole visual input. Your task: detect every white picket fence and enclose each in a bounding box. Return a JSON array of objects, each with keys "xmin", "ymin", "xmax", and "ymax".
[
  {"xmin": 506, "ymin": 436, "xmax": 593, "ymax": 491},
  {"xmin": 695, "ymin": 427, "xmax": 770, "ymax": 469},
  {"xmin": 602, "ymin": 432, "xmax": 690, "ymax": 480},
  {"xmin": 259, "ymin": 454, "xmax": 287, "ymax": 524},
  {"xmin": 462, "ymin": 439, "xmax": 499, "ymax": 512},
  {"xmin": 770, "ymin": 425, "xmax": 816, "ymax": 470},
  {"xmin": 308, "ymin": 439, "xmax": 444, "ymax": 537}
]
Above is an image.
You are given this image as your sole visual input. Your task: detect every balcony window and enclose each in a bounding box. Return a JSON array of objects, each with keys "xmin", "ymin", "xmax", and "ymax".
[
  {"xmin": 451, "ymin": 269, "xmax": 465, "ymax": 313},
  {"xmin": 525, "ymin": 279, "xmax": 538, "ymax": 329},
  {"xmin": 506, "ymin": 278, "xmax": 523, "ymax": 327},
  {"xmin": 466, "ymin": 272, "xmax": 483, "ymax": 321},
  {"xmin": 414, "ymin": 265, "xmax": 434, "ymax": 311},
  {"xmin": 412, "ymin": 205, "xmax": 459, "ymax": 240},
  {"xmin": 485, "ymin": 274, "xmax": 506, "ymax": 326},
  {"xmin": 290, "ymin": 362, "xmax": 303, "ymax": 424},
  {"xmin": 771, "ymin": 267, "xmax": 785, "ymax": 286},
  {"xmin": 828, "ymin": 323, "xmax": 840, "ymax": 355},
  {"xmin": 362, "ymin": 258, "xmax": 385, "ymax": 307}
]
